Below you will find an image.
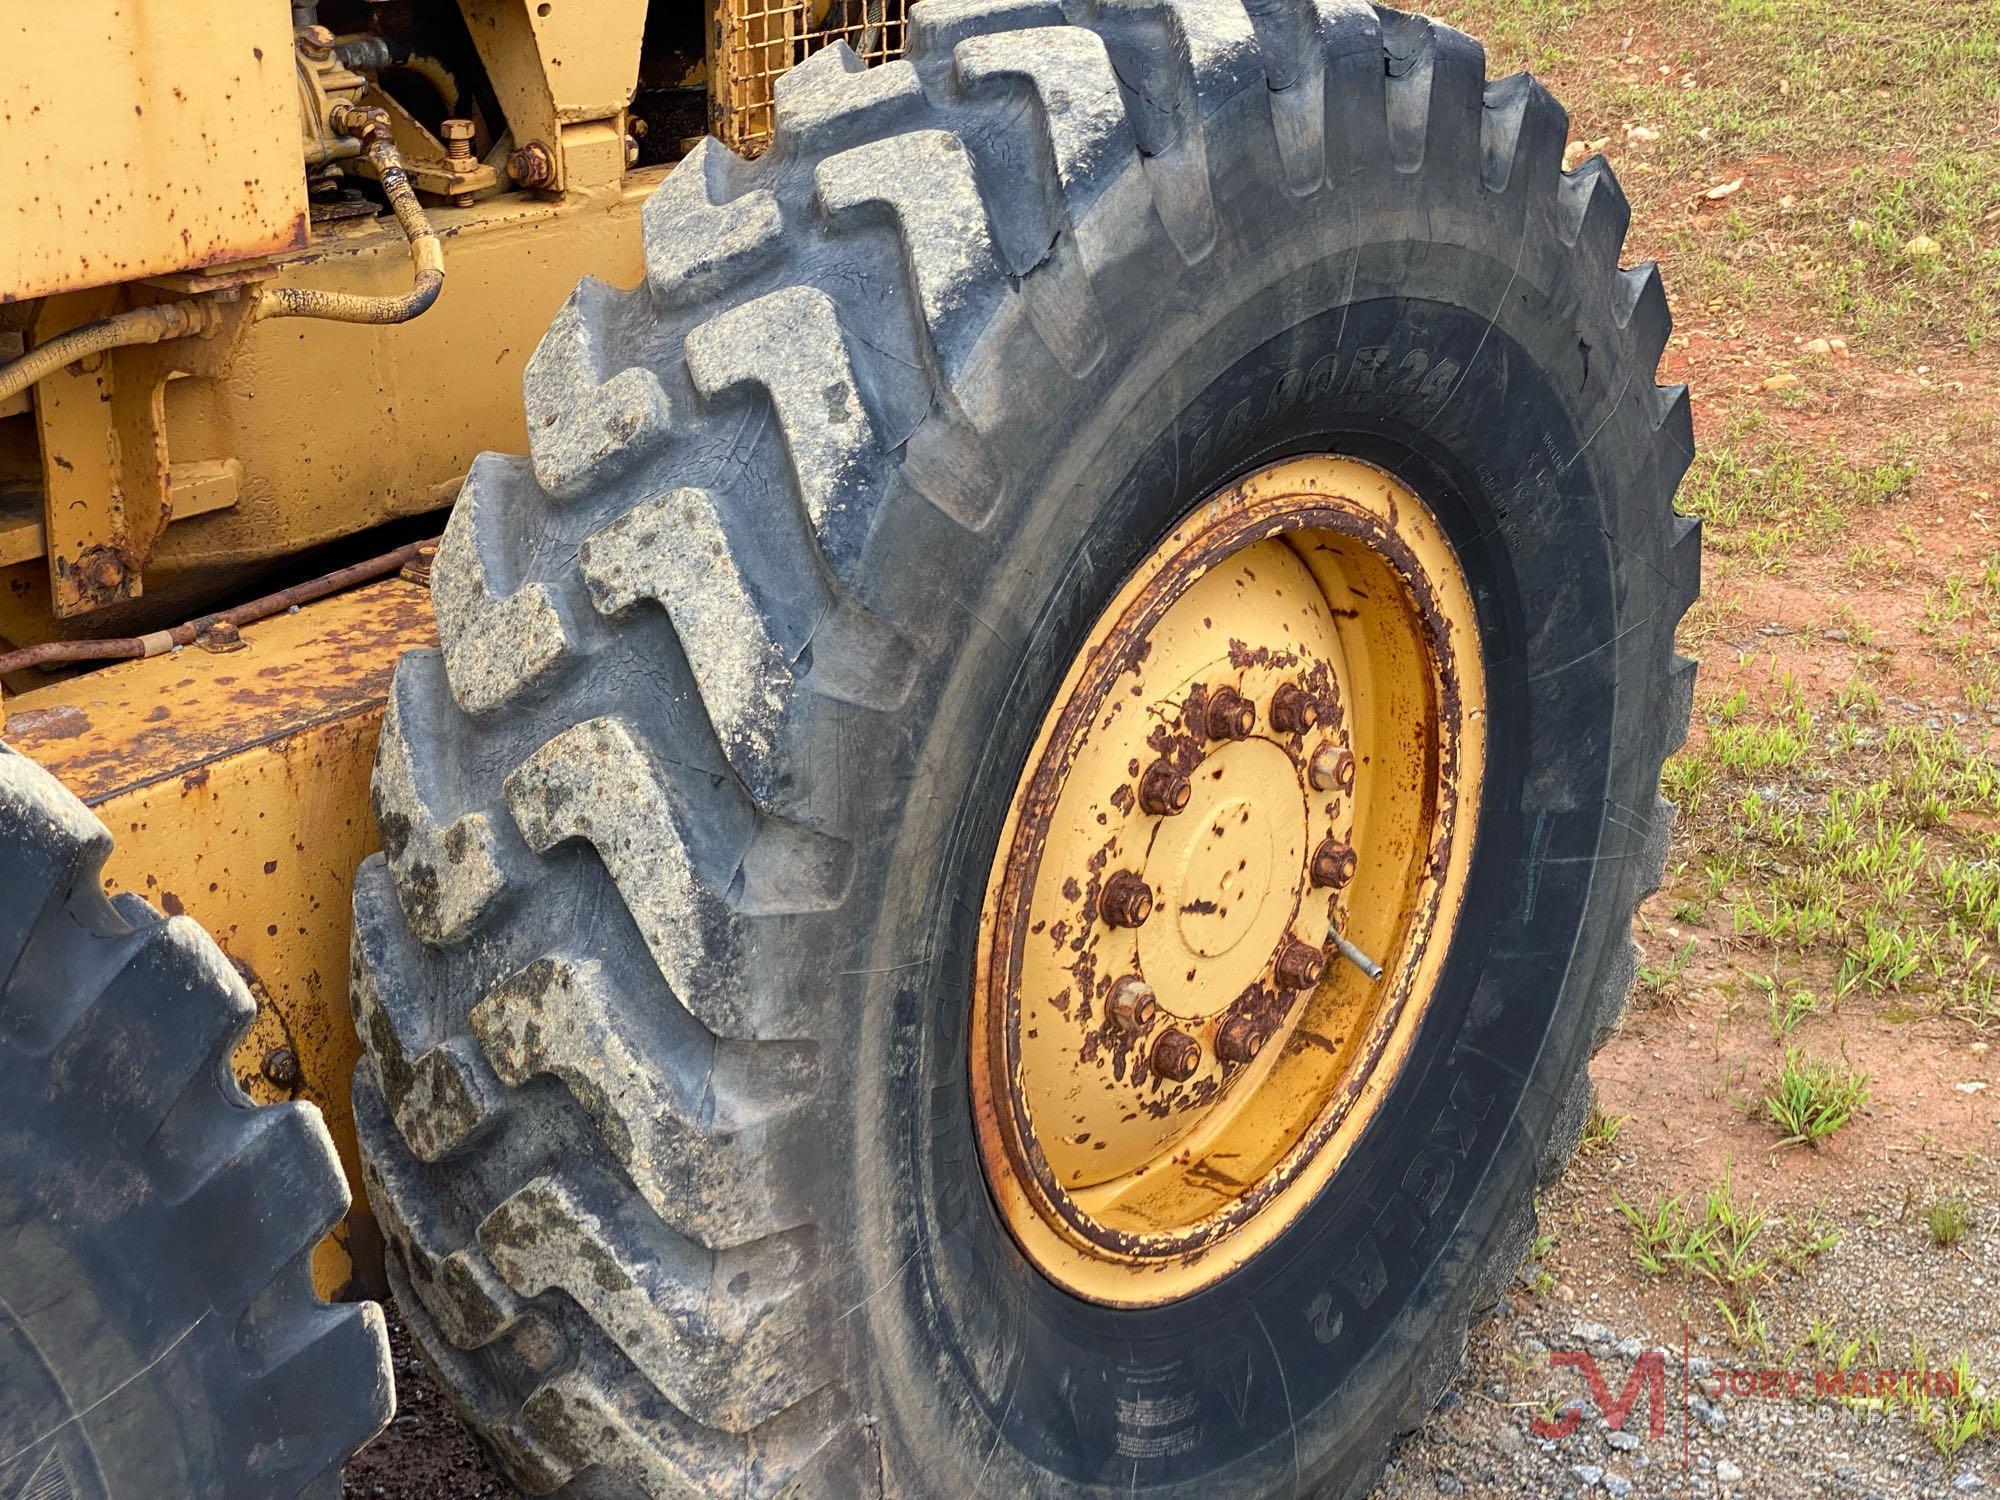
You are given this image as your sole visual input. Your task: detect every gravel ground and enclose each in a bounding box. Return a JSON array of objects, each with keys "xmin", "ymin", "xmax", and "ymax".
[
  {"xmin": 1361, "ymin": 988, "xmax": 2000, "ymax": 1500},
  {"xmin": 1368, "ymin": 1206, "xmax": 2000, "ymax": 1498},
  {"xmin": 342, "ymin": 1307, "xmax": 518, "ymax": 1500}
]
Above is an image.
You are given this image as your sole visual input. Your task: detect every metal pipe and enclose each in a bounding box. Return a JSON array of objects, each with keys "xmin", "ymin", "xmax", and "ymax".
[
  {"xmin": 0, "ymin": 538, "xmax": 433, "ymax": 678},
  {"xmin": 0, "ymin": 301, "xmax": 220, "ymax": 406},
  {"xmin": 256, "ymin": 111, "xmax": 444, "ymax": 326}
]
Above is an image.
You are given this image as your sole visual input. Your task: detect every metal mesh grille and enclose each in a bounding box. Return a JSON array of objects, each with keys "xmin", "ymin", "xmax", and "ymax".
[{"xmin": 714, "ymin": 0, "xmax": 911, "ymax": 157}]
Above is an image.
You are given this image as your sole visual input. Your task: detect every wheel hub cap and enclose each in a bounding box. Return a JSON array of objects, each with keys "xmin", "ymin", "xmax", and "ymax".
[{"xmin": 971, "ymin": 456, "xmax": 1488, "ymax": 1305}]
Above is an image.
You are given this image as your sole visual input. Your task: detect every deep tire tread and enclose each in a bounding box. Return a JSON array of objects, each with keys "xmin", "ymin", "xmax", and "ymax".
[
  {"xmin": 356, "ymin": 5, "xmax": 1696, "ymax": 1495},
  {"xmin": 0, "ymin": 745, "xmax": 390, "ymax": 1498}
]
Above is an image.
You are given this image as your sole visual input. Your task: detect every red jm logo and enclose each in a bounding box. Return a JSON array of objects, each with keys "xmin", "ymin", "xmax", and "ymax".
[{"xmin": 1531, "ymin": 1350, "xmax": 1668, "ymax": 1441}]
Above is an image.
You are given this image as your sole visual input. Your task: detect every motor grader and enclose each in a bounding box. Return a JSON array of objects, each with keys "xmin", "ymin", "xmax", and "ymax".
[{"xmin": 0, "ymin": 2, "xmax": 1696, "ymax": 1496}]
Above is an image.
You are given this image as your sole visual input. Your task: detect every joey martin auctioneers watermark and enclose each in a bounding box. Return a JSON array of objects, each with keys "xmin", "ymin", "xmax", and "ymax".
[{"xmin": 1532, "ymin": 1339, "xmax": 1964, "ymax": 1471}]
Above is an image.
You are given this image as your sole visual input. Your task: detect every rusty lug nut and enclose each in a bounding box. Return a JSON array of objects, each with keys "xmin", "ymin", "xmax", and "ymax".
[
  {"xmin": 1310, "ymin": 836, "xmax": 1359, "ymax": 889},
  {"xmin": 1204, "ymin": 685, "xmax": 1257, "ymax": 741},
  {"xmin": 1107, "ymin": 975, "xmax": 1158, "ymax": 1033},
  {"xmin": 1309, "ymin": 743, "xmax": 1356, "ymax": 793},
  {"xmin": 1099, "ymin": 870, "xmax": 1154, "ymax": 929},
  {"xmin": 1151, "ymin": 1028, "xmax": 1202, "ymax": 1081},
  {"xmin": 1138, "ymin": 759, "xmax": 1193, "ymax": 816},
  {"xmin": 1215, "ymin": 1014, "xmax": 1265, "ymax": 1065},
  {"xmin": 1271, "ymin": 682, "xmax": 1320, "ymax": 735},
  {"xmin": 261, "ymin": 1045, "xmax": 302, "ymax": 1090},
  {"xmin": 508, "ymin": 140, "xmax": 557, "ymax": 190},
  {"xmin": 1274, "ymin": 935, "xmax": 1329, "ymax": 991}
]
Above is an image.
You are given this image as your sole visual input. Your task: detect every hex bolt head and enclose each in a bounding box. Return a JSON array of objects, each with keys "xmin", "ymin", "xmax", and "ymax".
[
  {"xmin": 1152, "ymin": 1028, "xmax": 1202, "ymax": 1081},
  {"xmin": 1309, "ymin": 743, "xmax": 1356, "ymax": 793},
  {"xmin": 1203, "ymin": 685, "xmax": 1257, "ymax": 741},
  {"xmin": 440, "ymin": 118, "xmax": 476, "ymax": 158},
  {"xmin": 1215, "ymin": 1014, "xmax": 1265, "ymax": 1065},
  {"xmin": 261, "ymin": 1045, "xmax": 302, "ymax": 1090},
  {"xmin": 1310, "ymin": 836, "xmax": 1359, "ymax": 889},
  {"xmin": 1138, "ymin": 759, "xmax": 1193, "ymax": 816},
  {"xmin": 1274, "ymin": 935, "xmax": 1329, "ymax": 991},
  {"xmin": 1271, "ymin": 683, "xmax": 1320, "ymax": 735},
  {"xmin": 1099, "ymin": 870, "xmax": 1154, "ymax": 928},
  {"xmin": 1107, "ymin": 976, "xmax": 1158, "ymax": 1033}
]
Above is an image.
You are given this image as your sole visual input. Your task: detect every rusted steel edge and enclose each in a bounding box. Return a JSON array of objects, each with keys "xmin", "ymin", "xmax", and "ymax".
[{"xmin": 0, "ymin": 538, "xmax": 436, "ymax": 678}]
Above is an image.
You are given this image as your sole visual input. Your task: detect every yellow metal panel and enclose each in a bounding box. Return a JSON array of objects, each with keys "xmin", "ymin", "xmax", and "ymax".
[
  {"xmin": 0, "ymin": 1, "xmax": 307, "ymax": 300},
  {"xmin": 0, "ymin": 176, "xmax": 657, "ymax": 648},
  {"xmin": 4, "ymin": 580, "xmax": 438, "ymax": 1298}
]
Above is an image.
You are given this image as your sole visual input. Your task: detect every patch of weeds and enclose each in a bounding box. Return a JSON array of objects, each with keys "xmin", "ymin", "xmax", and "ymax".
[
  {"xmin": 1614, "ymin": 1168, "xmax": 1771, "ymax": 1309},
  {"xmin": 1637, "ymin": 937, "xmax": 1699, "ymax": 1002},
  {"xmin": 1762, "ymin": 1047, "xmax": 1872, "ymax": 1146},
  {"xmin": 1663, "ymin": 750, "xmax": 1720, "ymax": 817},
  {"xmin": 1669, "ymin": 692, "xmax": 2000, "ymax": 1015},
  {"xmin": 1715, "ymin": 1295, "xmax": 1769, "ymax": 1351},
  {"xmin": 1712, "ymin": 719, "xmax": 1811, "ymax": 775},
  {"xmin": 1684, "ymin": 431, "xmax": 1925, "ymax": 564},
  {"xmin": 1868, "ymin": 1346, "xmax": 2000, "ymax": 1460},
  {"xmin": 1927, "ymin": 1193, "xmax": 1973, "ymax": 1249},
  {"xmin": 1580, "ymin": 1103, "xmax": 1629, "ymax": 1154},
  {"xmin": 1835, "ymin": 674, "xmax": 1883, "ymax": 719},
  {"xmin": 1779, "ymin": 1199, "xmax": 1841, "ymax": 1272},
  {"xmin": 1768, "ymin": 980, "xmax": 1832, "ymax": 1040}
]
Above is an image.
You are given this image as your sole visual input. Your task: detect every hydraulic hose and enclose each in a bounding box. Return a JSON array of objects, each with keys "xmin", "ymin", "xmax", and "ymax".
[
  {"xmin": 255, "ymin": 113, "xmax": 444, "ymax": 326},
  {"xmin": 0, "ymin": 301, "xmax": 219, "ymax": 406},
  {"xmin": 0, "ymin": 108, "xmax": 444, "ymax": 405}
]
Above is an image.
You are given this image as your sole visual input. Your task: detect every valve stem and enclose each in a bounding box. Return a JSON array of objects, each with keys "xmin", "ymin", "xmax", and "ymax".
[{"xmin": 1327, "ymin": 926, "xmax": 1384, "ymax": 982}]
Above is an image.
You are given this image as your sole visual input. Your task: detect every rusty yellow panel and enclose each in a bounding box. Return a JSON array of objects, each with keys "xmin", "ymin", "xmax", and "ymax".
[
  {"xmin": 4, "ymin": 580, "xmax": 436, "ymax": 1298},
  {"xmin": 0, "ymin": 1, "xmax": 307, "ymax": 300}
]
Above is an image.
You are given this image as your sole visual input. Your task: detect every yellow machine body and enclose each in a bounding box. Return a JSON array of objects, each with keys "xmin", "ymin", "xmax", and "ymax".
[{"xmin": 1, "ymin": 2, "xmax": 308, "ymax": 303}]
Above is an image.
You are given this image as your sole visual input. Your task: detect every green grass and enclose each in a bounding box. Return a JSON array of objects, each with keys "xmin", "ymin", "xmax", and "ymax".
[
  {"xmin": 1579, "ymin": 1102, "xmax": 1629, "ymax": 1153},
  {"xmin": 1636, "ymin": 936, "xmax": 1699, "ymax": 1002},
  {"xmin": 1615, "ymin": 1169, "xmax": 1771, "ymax": 1308},
  {"xmin": 1661, "ymin": 697, "xmax": 2000, "ymax": 1018},
  {"xmin": 1928, "ymin": 1193, "xmax": 1973, "ymax": 1249},
  {"xmin": 1779, "ymin": 1200, "xmax": 1842, "ymax": 1272},
  {"xmin": 1864, "ymin": 1345, "xmax": 2000, "ymax": 1459},
  {"xmin": 1764, "ymin": 980, "xmax": 1825, "ymax": 1040},
  {"xmin": 1681, "ymin": 428, "xmax": 1920, "ymax": 573},
  {"xmin": 1432, "ymin": 0, "xmax": 2000, "ymax": 352},
  {"xmin": 1762, "ymin": 1047, "xmax": 1872, "ymax": 1146}
]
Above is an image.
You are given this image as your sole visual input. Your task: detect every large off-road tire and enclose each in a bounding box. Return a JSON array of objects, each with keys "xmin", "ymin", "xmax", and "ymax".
[
  {"xmin": 353, "ymin": 3, "xmax": 1696, "ymax": 1495},
  {"xmin": 0, "ymin": 745, "xmax": 393, "ymax": 1500}
]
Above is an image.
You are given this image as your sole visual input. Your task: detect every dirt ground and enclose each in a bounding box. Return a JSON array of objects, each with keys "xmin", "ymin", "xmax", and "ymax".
[{"xmin": 345, "ymin": 1, "xmax": 1999, "ymax": 1494}]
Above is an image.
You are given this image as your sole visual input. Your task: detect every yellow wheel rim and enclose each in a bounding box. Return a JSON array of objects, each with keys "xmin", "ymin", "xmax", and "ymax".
[{"xmin": 971, "ymin": 456, "xmax": 1488, "ymax": 1305}]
